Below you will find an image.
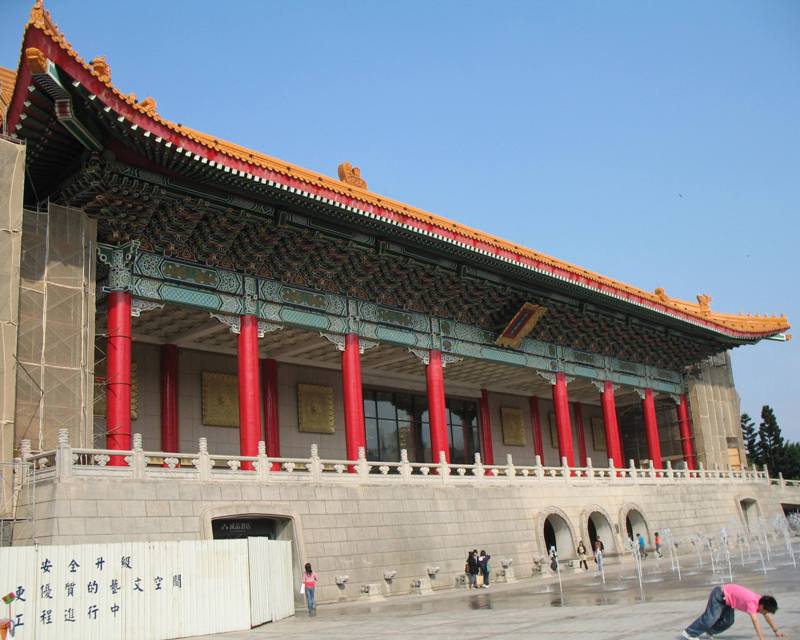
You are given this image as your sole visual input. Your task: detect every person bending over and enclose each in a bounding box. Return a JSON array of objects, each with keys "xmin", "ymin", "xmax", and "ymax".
[{"xmin": 682, "ymin": 583, "xmax": 782, "ymax": 639}]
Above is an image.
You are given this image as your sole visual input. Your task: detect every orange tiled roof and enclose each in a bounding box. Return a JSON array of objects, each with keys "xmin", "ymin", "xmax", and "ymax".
[
  {"xmin": 8, "ymin": 2, "xmax": 791, "ymax": 340},
  {"xmin": 0, "ymin": 66, "xmax": 16, "ymax": 124}
]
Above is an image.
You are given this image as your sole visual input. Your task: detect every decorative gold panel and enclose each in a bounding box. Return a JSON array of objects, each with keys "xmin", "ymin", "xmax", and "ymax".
[
  {"xmin": 94, "ymin": 362, "xmax": 139, "ymax": 420},
  {"xmin": 297, "ymin": 384, "xmax": 335, "ymax": 434},
  {"xmin": 500, "ymin": 407, "xmax": 526, "ymax": 446},
  {"xmin": 201, "ymin": 371, "xmax": 239, "ymax": 428},
  {"xmin": 591, "ymin": 416, "xmax": 606, "ymax": 451},
  {"xmin": 495, "ymin": 303, "xmax": 547, "ymax": 349},
  {"xmin": 548, "ymin": 412, "xmax": 558, "ymax": 449}
]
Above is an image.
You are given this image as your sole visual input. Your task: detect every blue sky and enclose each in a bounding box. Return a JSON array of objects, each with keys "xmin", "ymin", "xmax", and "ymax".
[{"xmin": 3, "ymin": 1, "xmax": 798, "ymax": 439}]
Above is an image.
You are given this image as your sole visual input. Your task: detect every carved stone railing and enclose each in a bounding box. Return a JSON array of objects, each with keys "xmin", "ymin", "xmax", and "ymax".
[{"xmin": 18, "ymin": 429, "xmax": 778, "ymax": 488}]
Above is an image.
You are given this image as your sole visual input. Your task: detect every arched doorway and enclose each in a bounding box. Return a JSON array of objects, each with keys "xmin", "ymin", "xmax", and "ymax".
[
  {"xmin": 543, "ymin": 513, "xmax": 575, "ymax": 558},
  {"xmin": 588, "ymin": 510, "xmax": 616, "ymax": 552},
  {"xmin": 740, "ymin": 498, "xmax": 759, "ymax": 531},
  {"xmin": 625, "ymin": 509, "xmax": 649, "ymax": 544}
]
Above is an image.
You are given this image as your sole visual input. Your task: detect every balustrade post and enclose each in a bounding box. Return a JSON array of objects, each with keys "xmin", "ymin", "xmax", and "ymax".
[
  {"xmin": 131, "ymin": 433, "xmax": 145, "ymax": 479},
  {"xmin": 356, "ymin": 446, "xmax": 370, "ymax": 480},
  {"xmin": 56, "ymin": 428, "xmax": 73, "ymax": 481},
  {"xmin": 697, "ymin": 461, "xmax": 705, "ymax": 483},
  {"xmin": 648, "ymin": 459, "xmax": 656, "ymax": 480},
  {"xmin": 665, "ymin": 460, "xmax": 673, "ymax": 480},
  {"xmin": 561, "ymin": 456, "xmax": 570, "ymax": 484},
  {"xmin": 629, "ymin": 459, "xmax": 637, "ymax": 483},
  {"xmin": 505, "ymin": 454, "xmax": 516, "ymax": 479},
  {"xmin": 727, "ymin": 464, "xmax": 734, "ymax": 481},
  {"xmin": 778, "ymin": 472, "xmax": 785, "ymax": 488},
  {"xmin": 399, "ymin": 449, "xmax": 412, "ymax": 482},
  {"xmin": 608, "ymin": 458, "xmax": 616, "ymax": 484},
  {"xmin": 309, "ymin": 444, "xmax": 323, "ymax": 481},
  {"xmin": 762, "ymin": 464, "xmax": 770, "ymax": 482},
  {"xmin": 473, "ymin": 452, "xmax": 485, "ymax": 480},
  {"xmin": 586, "ymin": 457, "xmax": 593, "ymax": 482},
  {"xmin": 256, "ymin": 441, "xmax": 270, "ymax": 481},
  {"xmin": 20, "ymin": 439, "xmax": 31, "ymax": 461},
  {"xmin": 438, "ymin": 451, "xmax": 451, "ymax": 483},
  {"xmin": 196, "ymin": 437, "xmax": 211, "ymax": 481},
  {"xmin": 535, "ymin": 455, "xmax": 544, "ymax": 480}
]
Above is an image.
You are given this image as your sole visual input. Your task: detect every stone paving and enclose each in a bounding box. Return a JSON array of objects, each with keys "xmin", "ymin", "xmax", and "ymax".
[{"xmin": 194, "ymin": 557, "xmax": 800, "ymax": 640}]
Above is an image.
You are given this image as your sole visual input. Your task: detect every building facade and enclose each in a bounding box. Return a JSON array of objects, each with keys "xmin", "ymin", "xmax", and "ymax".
[{"xmin": 0, "ymin": 2, "xmax": 796, "ymax": 601}]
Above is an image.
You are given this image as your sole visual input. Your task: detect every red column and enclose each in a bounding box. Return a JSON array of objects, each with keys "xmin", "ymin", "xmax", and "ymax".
[
  {"xmin": 262, "ymin": 358, "xmax": 280, "ymax": 470},
  {"xmin": 427, "ymin": 349, "xmax": 449, "ymax": 463},
  {"xmin": 160, "ymin": 344, "xmax": 179, "ymax": 453},
  {"xmin": 529, "ymin": 396, "xmax": 544, "ymax": 463},
  {"xmin": 342, "ymin": 334, "xmax": 365, "ymax": 464},
  {"xmin": 676, "ymin": 394, "xmax": 697, "ymax": 470},
  {"xmin": 641, "ymin": 388, "xmax": 662, "ymax": 469},
  {"xmin": 106, "ymin": 291, "xmax": 132, "ymax": 465},
  {"xmin": 479, "ymin": 389, "xmax": 494, "ymax": 465},
  {"xmin": 238, "ymin": 315, "xmax": 262, "ymax": 470},
  {"xmin": 601, "ymin": 381, "xmax": 623, "ymax": 467},
  {"xmin": 551, "ymin": 373, "xmax": 574, "ymax": 467},
  {"xmin": 574, "ymin": 402, "xmax": 587, "ymax": 467}
]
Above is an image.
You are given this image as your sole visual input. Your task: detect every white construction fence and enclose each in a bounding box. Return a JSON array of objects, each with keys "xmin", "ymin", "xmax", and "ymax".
[{"xmin": 0, "ymin": 538, "xmax": 293, "ymax": 639}]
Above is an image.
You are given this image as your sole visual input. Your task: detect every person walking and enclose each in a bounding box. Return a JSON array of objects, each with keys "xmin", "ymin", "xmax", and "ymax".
[
  {"xmin": 654, "ymin": 531, "xmax": 663, "ymax": 558},
  {"xmin": 594, "ymin": 539, "xmax": 604, "ymax": 574},
  {"xmin": 466, "ymin": 550, "xmax": 479, "ymax": 590},
  {"xmin": 302, "ymin": 562, "xmax": 319, "ymax": 616},
  {"xmin": 681, "ymin": 583, "xmax": 782, "ymax": 639},
  {"xmin": 478, "ymin": 549, "xmax": 492, "ymax": 588},
  {"xmin": 577, "ymin": 540, "xmax": 589, "ymax": 570},
  {"xmin": 636, "ymin": 532, "xmax": 648, "ymax": 559}
]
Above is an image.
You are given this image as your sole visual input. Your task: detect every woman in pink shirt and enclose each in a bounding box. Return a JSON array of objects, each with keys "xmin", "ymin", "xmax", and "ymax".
[
  {"xmin": 302, "ymin": 562, "xmax": 319, "ymax": 616},
  {"xmin": 682, "ymin": 583, "xmax": 783, "ymax": 639}
]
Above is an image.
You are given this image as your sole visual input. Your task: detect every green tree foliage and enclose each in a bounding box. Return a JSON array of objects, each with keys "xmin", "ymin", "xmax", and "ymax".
[
  {"xmin": 740, "ymin": 413, "xmax": 759, "ymax": 464},
  {"xmin": 758, "ymin": 405, "xmax": 785, "ymax": 473},
  {"xmin": 741, "ymin": 405, "xmax": 799, "ymax": 480}
]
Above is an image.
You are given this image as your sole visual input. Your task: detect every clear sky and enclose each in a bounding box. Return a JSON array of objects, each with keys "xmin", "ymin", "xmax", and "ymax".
[{"xmin": 3, "ymin": 1, "xmax": 798, "ymax": 439}]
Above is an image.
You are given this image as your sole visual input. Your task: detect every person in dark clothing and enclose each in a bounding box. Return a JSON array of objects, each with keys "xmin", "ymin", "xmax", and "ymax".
[
  {"xmin": 466, "ymin": 550, "xmax": 479, "ymax": 589},
  {"xmin": 478, "ymin": 550, "xmax": 491, "ymax": 588},
  {"xmin": 577, "ymin": 541, "xmax": 589, "ymax": 570}
]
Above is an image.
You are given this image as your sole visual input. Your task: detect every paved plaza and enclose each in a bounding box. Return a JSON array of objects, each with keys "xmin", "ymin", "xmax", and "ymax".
[{"xmin": 196, "ymin": 554, "xmax": 800, "ymax": 640}]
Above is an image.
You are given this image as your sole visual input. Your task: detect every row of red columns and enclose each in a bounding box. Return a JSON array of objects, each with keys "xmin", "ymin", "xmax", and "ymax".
[{"xmin": 105, "ymin": 297, "xmax": 697, "ymax": 470}]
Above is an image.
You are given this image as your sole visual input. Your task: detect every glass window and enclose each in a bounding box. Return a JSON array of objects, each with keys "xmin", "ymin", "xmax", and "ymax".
[{"xmin": 365, "ymin": 417, "xmax": 379, "ymax": 460}]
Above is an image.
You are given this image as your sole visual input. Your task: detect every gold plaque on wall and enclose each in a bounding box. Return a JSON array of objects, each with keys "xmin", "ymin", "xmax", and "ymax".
[
  {"xmin": 591, "ymin": 416, "xmax": 606, "ymax": 451},
  {"xmin": 202, "ymin": 372, "xmax": 239, "ymax": 428},
  {"xmin": 500, "ymin": 407, "xmax": 526, "ymax": 446},
  {"xmin": 297, "ymin": 384, "xmax": 335, "ymax": 434},
  {"xmin": 94, "ymin": 362, "xmax": 140, "ymax": 420},
  {"xmin": 548, "ymin": 412, "xmax": 558, "ymax": 449}
]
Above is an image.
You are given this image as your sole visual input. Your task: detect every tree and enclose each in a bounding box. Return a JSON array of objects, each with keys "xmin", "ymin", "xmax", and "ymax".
[
  {"xmin": 740, "ymin": 413, "xmax": 759, "ymax": 464},
  {"xmin": 758, "ymin": 405, "xmax": 785, "ymax": 475},
  {"xmin": 782, "ymin": 442, "xmax": 800, "ymax": 481}
]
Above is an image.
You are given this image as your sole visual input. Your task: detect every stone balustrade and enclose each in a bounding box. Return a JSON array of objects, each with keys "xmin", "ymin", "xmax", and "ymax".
[{"xmin": 14, "ymin": 429, "xmax": 786, "ymax": 489}]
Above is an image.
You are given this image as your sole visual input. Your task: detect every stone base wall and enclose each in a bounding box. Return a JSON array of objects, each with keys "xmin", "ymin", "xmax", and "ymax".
[{"xmin": 11, "ymin": 475, "xmax": 796, "ymax": 604}]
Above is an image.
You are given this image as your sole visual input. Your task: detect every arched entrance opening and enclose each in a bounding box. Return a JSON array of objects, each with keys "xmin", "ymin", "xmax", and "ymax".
[
  {"xmin": 543, "ymin": 513, "xmax": 575, "ymax": 558},
  {"xmin": 625, "ymin": 509, "xmax": 649, "ymax": 544},
  {"xmin": 588, "ymin": 511, "xmax": 615, "ymax": 552},
  {"xmin": 740, "ymin": 498, "xmax": 759, "ymax": 531}
]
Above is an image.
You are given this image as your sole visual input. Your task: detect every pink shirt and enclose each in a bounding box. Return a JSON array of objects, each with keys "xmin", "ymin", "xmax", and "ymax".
[
  {"xmin": 303, "ymin": 572, "xmax": 318, "ymax": 588},
  {"xmin": 723, "ymin": 584, "xmax": 761, "ymax": 615}
]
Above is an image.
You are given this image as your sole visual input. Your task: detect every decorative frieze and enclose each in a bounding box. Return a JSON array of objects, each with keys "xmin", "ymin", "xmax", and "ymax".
[{"xmin": 98, "ymin": 242, "xmax": 686, "ymax": 395}]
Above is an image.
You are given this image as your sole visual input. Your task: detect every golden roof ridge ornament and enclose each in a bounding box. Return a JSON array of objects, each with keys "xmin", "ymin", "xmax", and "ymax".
[
  {"xmin": 90, "ymin": 56, "xmax": 110, "ymax": 83},
  {"xmin": 337, "ymin": 162, "xmax": 367, "ymax": 190}
]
